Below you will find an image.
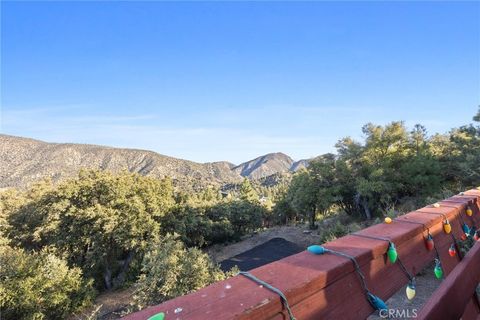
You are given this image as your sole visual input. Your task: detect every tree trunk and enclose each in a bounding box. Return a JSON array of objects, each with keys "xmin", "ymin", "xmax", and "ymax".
[
  {"xmin": 361, "ymin": 198, "xmax": 372, "ymax": 220},
  {"xmin": 113, "ymin": 251, "xmax": 135, "ymax": 288},
  {"xmin": 104, "ymin": 266, "xmax": 112, "ymax": 290},
  {"xmin": 309, "ymin": 207, "xmax": 317, "ymax": 230}
]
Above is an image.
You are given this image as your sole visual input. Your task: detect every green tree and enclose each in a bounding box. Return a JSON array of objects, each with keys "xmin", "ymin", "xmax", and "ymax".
[
  {"xmin": 0, "ymin": 242, "xmax": 94, "ymax": 320},
  {"xmin": 286, "ymin": 170, "xmax": 318, "ymax": 228},
  {"xmin": 410, "ymin": 124, "xmax": 428, "ymax": 155},
  {"xmin": 272, "ymin": 196, "xmax": 296, "ymax": 225},
  {"xmin": 285, "ymin": 121, "xmax": 448, "ymax": 221},
  {"xmin": 6, "ymin": 170, "xmax": 175, "ymax": 290},
  {"xmin": 442, "ymin": 108, "xmax": 480, "ymax": 190},
  {"xmin": 309, "ymin": 154, "xmax": 338, "ymax": 217},
  {"xmin": 473, "ymin": 106, "xmax": 480, "ymax": 122},
  {"xmin": 239, "ymin": 178, "xmax": 259, "ymax": 202},
  {"xmin": 227, "ymin": 200, "xmax": 264, "ymax": 236},
  {"xmin": 132, "ymin": 235, "xmax": 230, "ymax": 310},
  {"xmin": 161, "ymin": 205, "xmax": 212, "ymax": 247},
  {"xmin": 285, "ymin": 155, "xmax": 339, "ymax": 228}
]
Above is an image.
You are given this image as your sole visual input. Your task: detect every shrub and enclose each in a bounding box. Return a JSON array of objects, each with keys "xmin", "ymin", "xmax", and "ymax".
[
  {"xmin": 319, "ymin": 221, "xmax": 361, "ymax": 244},
  {"xmin": 0, "ymin": 243, "xmax": 94, "ymax": 320},
  {"xmin": 132, "ymin": 235, "xmax": 230, "ymax": 310}
]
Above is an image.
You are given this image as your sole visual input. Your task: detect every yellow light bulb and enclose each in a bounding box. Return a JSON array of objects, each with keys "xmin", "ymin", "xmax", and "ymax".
[
  {"xmin": 406, "ymin": 279, "xmax": 416, "ymax": 300},
  {"xmin": 443, "ymin": 220, "xmax": 451, "ymax": 234},
  {"xmin": 406, "ymin": 285, "xmax": 416, "ymax": 300}
]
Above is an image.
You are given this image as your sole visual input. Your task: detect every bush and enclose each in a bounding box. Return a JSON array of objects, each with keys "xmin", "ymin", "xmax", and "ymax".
[
  {"xmin": 319, "ymin": 221, "xmax": 361, "ymax": 244},
  {"xmin": 162, "ymin": 201, "xmax": 264, "ymax": 247},
  {"xmin": 161, "ymin": 205, "xmax": 212, "ymax": 247},
  {"xmin": 227, "ymin": 201, "xmax": 264, "ymax": 238},
  {"xmin": 132, "ymin": 235, "xmax": 230, "ymax": 310},
  {"xmin": 0, "ymin": 243, "xmax": 94, "ymax": 320}
]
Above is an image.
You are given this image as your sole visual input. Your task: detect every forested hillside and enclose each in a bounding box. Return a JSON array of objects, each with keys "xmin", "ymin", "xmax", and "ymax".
[{"xmin": 1, "ymin": 108, "xmax": 479, "ymax": 319}]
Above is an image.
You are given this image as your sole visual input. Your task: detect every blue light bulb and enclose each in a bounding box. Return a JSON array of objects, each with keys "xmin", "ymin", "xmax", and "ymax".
[
  {"xmin": 307, "ymin": 245, "xmax": 327, "ymax": 255},
  {"xmin": 367, "ymin": 292, "xmax": 388, "ymax": 311}
]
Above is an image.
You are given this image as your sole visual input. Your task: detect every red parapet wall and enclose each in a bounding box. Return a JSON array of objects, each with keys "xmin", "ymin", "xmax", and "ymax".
[
  {"xmin": 418, "ymin": 240, "xmax": 480, "ymax": 320},
  {"xmin": 124, "ymin": 189, "xmax": 480, "ymax": 320}
]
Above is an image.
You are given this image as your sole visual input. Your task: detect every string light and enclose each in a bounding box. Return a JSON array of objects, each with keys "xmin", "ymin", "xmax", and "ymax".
[
  {"xmin": 448, "ymin": 244, "xmax": 456, "ymax": 257},
  {"xmin": 462, "ymin": 223, "xmax": 470, "ymax": 237},
  {"xmin": 239, "ymin": 272, "xmax": 296, "ymax": 320},
  {"xmin": 425, "ymin": 233, "xmax": 434, "ymax": 251},
  {"xmin": 307, "ymin": 245, "xmax": 326, "ymax": 255},
  {"xmin": 349, "ymin": 233, "xmax": 415, "ymax": 301},
  {"xmin": 305, "ymin": 203, "xmax": 474, "ymax": 312},
  {"xmin": 387, "ymin": 242, "xmax": 398, "ymax": 263},
  {"xmin": 406, "ymin": 279, "xmax": 416, "ymax": 300},
  {"xmin": 474, "ymin": 231, "xmax": 479, "ymax": 241},
  {"xmin": 466, "ymin": 207, "xmax": 473, "ymax": 217},
  {"xmin": 367, "ymin": 293, "xmax": 388, "ymax": 311},
  {"xmin": 148, "ymin": 312, "xmax": 165, "ymax": 320},
  {"xmin": 469, "ymin": 227, "xmax": 476, "ymax": 238},
  {"xmin": 434, "ymin": 259, "xmax": 443, "ymax": 279},
  {"xmin": 307, "ymin": 245, "xmax": 388, "ymax": 312},
  {"xmin": 443, "ymin": 219, "xmax": 452, "ymax": 234}
]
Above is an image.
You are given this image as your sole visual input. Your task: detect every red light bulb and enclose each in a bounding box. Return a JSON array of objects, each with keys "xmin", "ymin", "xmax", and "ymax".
[
  {"xmin": 448, "ymin": 244, "xmax": 456, "ymax": 257},
  {"xmin": 425, "ymin": 234, "xmax": 434, "ymax": 251}
]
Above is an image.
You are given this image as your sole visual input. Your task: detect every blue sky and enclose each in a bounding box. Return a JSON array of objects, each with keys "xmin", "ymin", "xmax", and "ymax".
[{"xmin": 1, "ymin": 1, "xmax": 479, "ymax": 164}]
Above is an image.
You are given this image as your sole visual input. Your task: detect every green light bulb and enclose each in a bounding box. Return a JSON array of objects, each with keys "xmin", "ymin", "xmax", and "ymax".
[
  {"xmin": 434, "ymin": 259, "xmax": 443, "ymax": 279},
  {"xmin": 387, "ymin": 242, "xmax": 398, "ymax": 263},
  {"xmin": 148, "ymin": 312, "xmax": 165, "ymax": 320}
]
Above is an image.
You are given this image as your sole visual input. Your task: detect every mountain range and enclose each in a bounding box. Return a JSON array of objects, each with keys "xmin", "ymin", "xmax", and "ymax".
[{"xmin": 0, "ymin": 134, "xmax": 311, "ymax": 190}]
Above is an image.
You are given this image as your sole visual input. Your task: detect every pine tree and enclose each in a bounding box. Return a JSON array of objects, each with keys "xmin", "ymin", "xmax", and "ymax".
[{"xmin": 239, "ymin": 178, "xmax": 259, "ymax": 202}]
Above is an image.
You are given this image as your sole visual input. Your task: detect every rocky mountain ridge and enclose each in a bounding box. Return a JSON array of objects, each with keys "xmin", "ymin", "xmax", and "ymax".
[{"xmin": 0, "ymin": 134, "xmax": 312, "ymax": 189}]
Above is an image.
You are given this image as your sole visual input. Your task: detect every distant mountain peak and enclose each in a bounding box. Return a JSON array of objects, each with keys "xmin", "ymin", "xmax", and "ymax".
[
  {"xmin": 232, "ymin": 152, "xmax": 295, "ymax": 179},
  {"xmin": 0, "ymin": 134, "xmax": 314, "ymax": 189}
]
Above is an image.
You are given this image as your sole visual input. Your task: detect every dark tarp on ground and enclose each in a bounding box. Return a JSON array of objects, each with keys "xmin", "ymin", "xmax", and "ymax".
[{"xmin": 219, "ymin": 237, "xmax": 304, "ymax": 272}]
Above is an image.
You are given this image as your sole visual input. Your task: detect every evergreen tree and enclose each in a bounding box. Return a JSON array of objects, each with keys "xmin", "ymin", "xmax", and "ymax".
[{"xmin": 239, "ymin": 178, "xmax": 259, "ymax": 202}]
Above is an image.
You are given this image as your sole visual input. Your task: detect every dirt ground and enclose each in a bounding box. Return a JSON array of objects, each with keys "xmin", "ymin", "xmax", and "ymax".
[{"xmin": 72, "ymin": 288, "xmax": 134, "ymax": 320}]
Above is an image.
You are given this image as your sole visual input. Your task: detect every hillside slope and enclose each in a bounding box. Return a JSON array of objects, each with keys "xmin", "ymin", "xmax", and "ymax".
[
  {"xmin": 232, "ymin": 152, "xmax": 295, "ymax": 180},
  {"xmin": 0, "ymin": 134, "xmax": 242, "ymax": 189},
  {"xmin": 0, "ymin": 134, "xmax": 315, "ymax": 189}
]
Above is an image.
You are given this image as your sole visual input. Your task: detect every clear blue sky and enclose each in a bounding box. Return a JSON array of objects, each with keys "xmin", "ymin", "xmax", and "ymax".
[{"xmin": 1, "ymin": 1, "xmax": 479, "ymax": 164}]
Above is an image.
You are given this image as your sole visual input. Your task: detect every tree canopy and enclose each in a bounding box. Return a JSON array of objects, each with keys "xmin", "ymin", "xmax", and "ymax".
[{"xmin": 276, "ymin": 110, "xmax": 480, "ymax": 227}]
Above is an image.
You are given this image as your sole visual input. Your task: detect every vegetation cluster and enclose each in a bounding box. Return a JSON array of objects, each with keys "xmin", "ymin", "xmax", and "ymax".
[{"xmin": 1, "ymin": 109, "xmax": 479, "ymax": 319}]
